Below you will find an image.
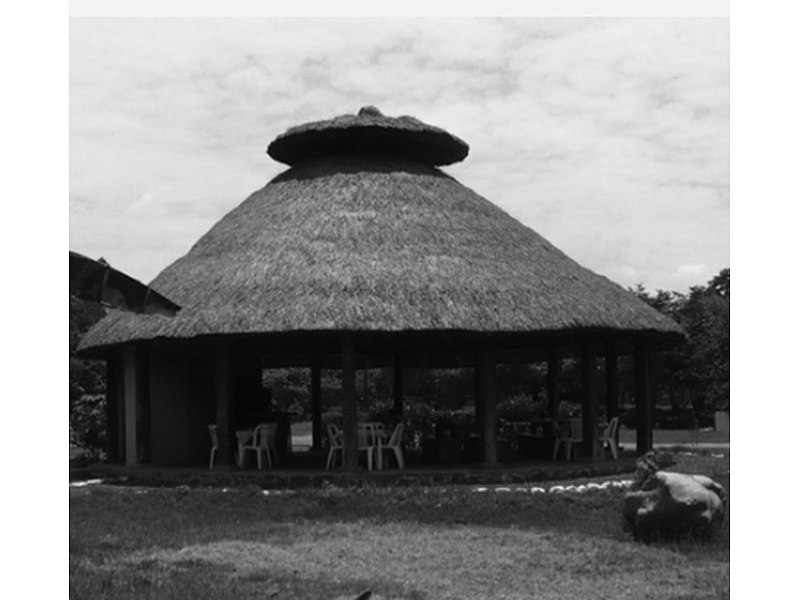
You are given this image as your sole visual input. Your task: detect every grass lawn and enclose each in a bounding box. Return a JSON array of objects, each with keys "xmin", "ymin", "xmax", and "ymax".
[
  {"xmin": 70, "ymin": 452, "xmax": 729, "ymax": 600},
  {"xmin": 618, "ymin": 426, "xmax": 730, "ymax": 447}
]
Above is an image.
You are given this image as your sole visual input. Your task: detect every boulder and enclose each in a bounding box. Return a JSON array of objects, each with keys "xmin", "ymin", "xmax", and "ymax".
[
  {"xmin": 623, "ymin": 470, "xmax": 726, "ymax": 539},
  {"xmin": 632, "ymin": 450, "xmax": 676, "ymax": 488}
]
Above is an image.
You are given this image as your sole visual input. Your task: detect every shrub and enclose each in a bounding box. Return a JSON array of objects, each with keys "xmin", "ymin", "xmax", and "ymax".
[
  {"xmin": 556, "ymin": 401, "xmax": 582, "ymax": 418},
  {"xmin": 496, "ymin": 393, "xmax": 545, "ymax": 422},
  {"xmin": 402, "ymin": 399, "xmax": 437, "ymax": 449},
  {"xmin": 367, "ymin": 398, "xmax": 401, "ymax": 428},
  {"xmin": 70, "ymin": 393, "xmax": 107, "ymax": 456}
]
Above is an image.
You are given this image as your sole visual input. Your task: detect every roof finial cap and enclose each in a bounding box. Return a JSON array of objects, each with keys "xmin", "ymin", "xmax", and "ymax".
[
  {"xmin": 358, "ymin": 105, "xmax": 384, "ymax": 117},
  {"xmin": 267, "ymin": 106, "xmax": 470, "ymax": 166}
]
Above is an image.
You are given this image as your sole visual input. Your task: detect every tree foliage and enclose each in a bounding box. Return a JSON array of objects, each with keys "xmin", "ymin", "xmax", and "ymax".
[
  {"xmin": 69, "ymin": 296, "xmax": 108, "ymax": 451},
  {"xmin": 631, "ymin": 268, "xmax": 730, "ymax": 414}
]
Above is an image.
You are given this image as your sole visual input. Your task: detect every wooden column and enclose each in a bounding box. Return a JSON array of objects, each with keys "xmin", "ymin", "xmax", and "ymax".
[
  {"xmin": 311, "ymin": 355, "xmax": 323, "ymax": 451},
  {"xmin": 605, "ymin": 342, "xmax": 620, "ymax": 448},
  {"xmin": 634, "ymin": 340, "xmax": 653, "ymax": 454},
  {"xmin": 214, "ymin": 345, "xmax": 235, "ymax": 466},
  {"xmin": 478, "ymin": 347, "xmax": 498, "ymax": 466},
  {"xmin": 474, "ymin": 354, "xmax": 484, "ymax": 434},
  {"xmin": 105, "ymin": 349, "xmax": 123, "ymax": 463},
  {"xmin": 580, "ymin": 343, "xmax": 598, "ymax": 458},
  {"xmin": 135, "ymin": 346, "xmax": 151, "ymax": 464},
  {"xmin": 122, "ymin": 344, "xmax": 138, "ymax": 466},
  {"xmin": 393, "ymin": 352, "xmax": 404, "ymax": 416},
  {"xmin": 547, "ymin": 349, "xmax": 561, "ymax": 419},
  {"xmin": 341, "ymin": 334, "xmax": 359, "ymax": 469}
]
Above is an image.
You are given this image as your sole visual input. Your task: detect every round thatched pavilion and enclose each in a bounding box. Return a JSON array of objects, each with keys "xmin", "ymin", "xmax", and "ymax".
[{"xmin": 79, "ymin": 106, "xmax": 683, "ymax": 469}]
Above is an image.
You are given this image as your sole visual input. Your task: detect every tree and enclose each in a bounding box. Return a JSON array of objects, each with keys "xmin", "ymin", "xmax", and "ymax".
[
  {"xmin": 679, "ymin": 277, "xmax": 730, "ymax": 412},
  {"xmin": 69, "ymin": 296, "xmax": 108, "ymax": 451},
  {"xmin": 630, "ymin": 268, "xmax": 730, "ymax": 419}
]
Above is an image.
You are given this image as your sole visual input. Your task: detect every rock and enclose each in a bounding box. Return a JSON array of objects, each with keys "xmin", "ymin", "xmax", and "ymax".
[
  {"xmin": 623, "ymin": 470, "xmax": 726, "ymax": 539},
  {"xmin": 632, "ymin": 450, "xmax": 676, "ymax": 489}
]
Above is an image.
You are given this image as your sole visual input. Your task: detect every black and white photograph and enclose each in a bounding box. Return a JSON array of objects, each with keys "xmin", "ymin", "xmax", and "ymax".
[{"xmin": 66, "ymin": 6, "xmax": 732, "ymax": 599}]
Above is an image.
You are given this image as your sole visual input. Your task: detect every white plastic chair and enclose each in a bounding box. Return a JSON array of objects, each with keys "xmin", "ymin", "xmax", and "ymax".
[
  {"xmin": 207, "ymin": 424, "xmax": 218, "ymax": 470},
  {"xmin": 241, "ymin": 422, "xmax": 278, "ymax": 469},
  {"xmin": 552, "ymin": 418, "xmax": 583, "ymax": 461},
  {"xmin": 372, "ymin": 423, "xmax": 386, "ymax": 445},
  {"xmin": 357, "ymin": 423, "xmax": 377, "ymax": 471},
  {"xmin": 326, "ymin": 423, "xmax": 343, "ymax": 470},
  {"xmin": 379, "ymin": 423, "xmax": 405, "ymax": 469},
  {"xmin": 599, "ymin": 416, "xmax": 620, "ymax": 459}
]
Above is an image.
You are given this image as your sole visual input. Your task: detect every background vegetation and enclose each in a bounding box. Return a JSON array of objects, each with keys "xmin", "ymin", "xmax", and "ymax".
[
  {"xmin": 69, "ymin": 296, "xmax": 107, "ymax": 454},
  {"xmin": 631, "ymin": 268, "xmax": 730, "ymax": 419}
]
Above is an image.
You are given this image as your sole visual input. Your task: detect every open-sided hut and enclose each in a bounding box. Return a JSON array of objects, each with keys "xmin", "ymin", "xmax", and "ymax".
[{"xmin": 78, "ymin": 106, "xmax": 684, "ymax": 469}]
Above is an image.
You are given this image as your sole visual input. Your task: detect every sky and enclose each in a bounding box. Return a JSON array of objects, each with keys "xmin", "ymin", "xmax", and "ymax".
[{"xmin": 69, "ymin": 15, "xmax": 729, "ymax": 294}]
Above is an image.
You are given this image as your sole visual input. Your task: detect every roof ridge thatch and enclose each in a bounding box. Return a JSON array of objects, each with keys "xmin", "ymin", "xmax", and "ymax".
[{"xmin": 79, "ymin": 147, "xmax": 683, "ymax": 353}]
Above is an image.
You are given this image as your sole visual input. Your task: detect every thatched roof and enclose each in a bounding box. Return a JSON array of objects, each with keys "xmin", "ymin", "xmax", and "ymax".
[
  {"xmin": 268, "ymin": 105, "xmax": 469, "ymax": 167},
  {"xmin": 79, "ymin": 107, "xmax": 683, "ymax": 352},
  {"xmin": 70, "ymin": 251, "xmax": 180, "ymax": 316}
]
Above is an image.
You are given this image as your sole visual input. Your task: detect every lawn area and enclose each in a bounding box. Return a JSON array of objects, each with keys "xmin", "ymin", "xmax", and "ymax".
[
  {"xmin": 618, "ymin": 426, "xmax": 730, "ymax": 448},
  {"xmin": 70, "ymin": 452, "xmax": 729, "ymax": 600}
]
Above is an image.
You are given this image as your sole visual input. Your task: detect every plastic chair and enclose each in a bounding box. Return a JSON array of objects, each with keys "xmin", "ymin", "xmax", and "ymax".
[
  {"xmin": 552, "ymin": 418, "xmax": 583, "ymax": 461},
  {"xmin": 357, "ymin": 423, "xmax": 377, "ymax": 471},
  {"xmin": 326, "ymin": 424, "xmax": 343, "ymax": 470},
  {"xmin": 241, "ymin": 422, "xmax": 278, "ymax": 469},
  {"xmin": 207, "ymin": 424, "xmax": 218, "ymax": 470},
  {"xmin": 599, "ymin": 416, "xmax": 620, "ymax": 459},
  {"xmin": 551, "ymin": 420, "xmax": 565, "ymax": 460},
  {"xmin": 325, "ymin": 424, "xmax": 378, "ymax": 470},
  {"xmin": 372, "ymin": 423, "xmax": 386, "ymax": 444},
  {"xmin": 379, "ymin": 423, "xmax": 405, "ymax": 469}
]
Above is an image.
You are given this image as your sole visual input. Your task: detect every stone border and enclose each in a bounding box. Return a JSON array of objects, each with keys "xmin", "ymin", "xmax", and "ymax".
[{"xmin": 71, "ymin": 459, "xmax": 638, "ymax": 491}]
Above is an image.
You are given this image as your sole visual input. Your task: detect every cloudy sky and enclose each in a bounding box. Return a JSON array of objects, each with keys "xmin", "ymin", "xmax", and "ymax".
[{"xmin": 69, "ymin": 16, "xmax": 729, "ymax": 293}]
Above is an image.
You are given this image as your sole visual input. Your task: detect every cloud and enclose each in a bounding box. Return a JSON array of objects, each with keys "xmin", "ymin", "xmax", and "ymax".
[
  {"xmin": 677, "ymin": 263, "xmax": 710, "ymax": 277},
  {"xmin": 70, "ymin": 17, "xmax": 728, "ymax": 290}
]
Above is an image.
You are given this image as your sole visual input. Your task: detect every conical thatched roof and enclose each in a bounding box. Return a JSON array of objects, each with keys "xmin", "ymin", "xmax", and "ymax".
[{"xmin": 79, "ymin": 107, "xmax": 682, "ymax": 352}]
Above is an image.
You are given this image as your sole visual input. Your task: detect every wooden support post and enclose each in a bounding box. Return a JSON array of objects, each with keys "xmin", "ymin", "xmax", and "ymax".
[
  {"xmin": 214, "ymin": 345, "xmax": 234, "ymax": 466},
  {"xmin": 135, "ymin": 346, "xmax": 151, "ymax": 464},
  {"xmin": 122, "ymin": 344, "xmax": 138, "ymax": 466},
  {"xmin": 547, "ymin": 349, "xmax": 561, "ymax": 419},
  {"xmin": 104, "ymin": 350, "xmax": 123, "ymax": 463},
  {"xmin": 635, "ymin": 340, "xmax": 653, "ymax": 454},
  {"xmin": 605, "ymin": 343, "xmax": 620, "ymax": 448},
  {"xmin": 311, "ymin": 355, "xmax": 323, "ymax": 451},
  {"xmin": 341, "ymin": 334, "xmax": 359, "ymax": 470},
  {"xmin": 478, "ymin": 347, "xmax": 498, "ymax": 466},
  {"xmin": 580, "ymin": 343, "xmax": 598, "ymax": 458},
  {"xmin": 393, "ymin": 352, "xmax": 404, "ymax": 416},
  {"xmin": 474, "ymin": 354, "xmax": 484, "ymax": 434}
]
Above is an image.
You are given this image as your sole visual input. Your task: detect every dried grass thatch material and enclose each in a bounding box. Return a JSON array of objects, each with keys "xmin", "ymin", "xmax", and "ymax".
[
  {"xmin": 79, "ymin": 143, "xmax": 683, "ymax": 352},
  {"xmin": 267, "ymin": 106, "xmax": 469, "ymax": 167}
]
